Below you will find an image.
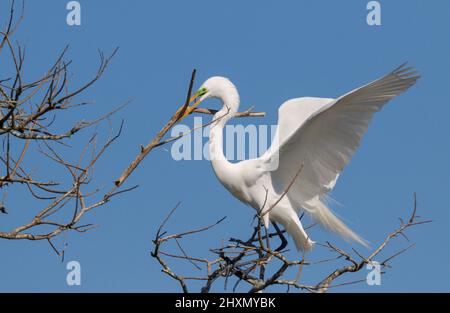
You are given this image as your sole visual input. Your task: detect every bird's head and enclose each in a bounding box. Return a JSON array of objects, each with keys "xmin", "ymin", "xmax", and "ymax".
[{"xmin": 179, "ymin": 76, "xmax": 240, "ymax": 120}]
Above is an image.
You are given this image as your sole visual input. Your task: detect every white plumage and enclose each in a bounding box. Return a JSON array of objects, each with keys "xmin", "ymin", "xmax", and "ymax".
[{"xmin": 186, "ymin": 64, "xmax": 419, "ymax": 251}]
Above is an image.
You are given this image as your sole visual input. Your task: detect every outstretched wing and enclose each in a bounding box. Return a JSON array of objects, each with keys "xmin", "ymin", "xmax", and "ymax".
[{"xmin": 264, "ymin": 64, "xmax": 419, "ymax": 204}]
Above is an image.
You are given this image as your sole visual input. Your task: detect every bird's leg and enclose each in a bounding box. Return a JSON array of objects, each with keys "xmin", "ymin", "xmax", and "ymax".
[
  {"xmin": 249, "ymin": 226, "xmax": 259, "ymax": 242},
  {"xmin": 271, "ymin": 221, "xmax": 288, "ymax": 252},
  {"xmin": 242, "ymin": 226, "xmax": 259, "ymax": 246}
]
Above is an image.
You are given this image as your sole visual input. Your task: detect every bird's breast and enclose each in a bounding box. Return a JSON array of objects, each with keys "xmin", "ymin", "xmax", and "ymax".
[{"xmin": 223, "ymin": 182, "xmax": 252, "ymax": 204}]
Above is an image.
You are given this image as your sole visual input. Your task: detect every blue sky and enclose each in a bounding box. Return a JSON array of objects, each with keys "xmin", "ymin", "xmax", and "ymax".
[{"xmin": 0, "ymin": 0, "xmax": 449, "ymax": 292}]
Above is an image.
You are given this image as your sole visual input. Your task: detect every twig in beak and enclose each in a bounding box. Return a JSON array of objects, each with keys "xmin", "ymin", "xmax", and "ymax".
[{"xmin": 177, "ymin": 69, "xmax": 197, "ymax": 120}]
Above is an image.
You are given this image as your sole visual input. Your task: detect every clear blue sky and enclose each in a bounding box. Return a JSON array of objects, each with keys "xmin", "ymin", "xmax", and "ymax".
[{"xmin": 0, "ymin": 0, "xmax": 449, "ymax": 292}]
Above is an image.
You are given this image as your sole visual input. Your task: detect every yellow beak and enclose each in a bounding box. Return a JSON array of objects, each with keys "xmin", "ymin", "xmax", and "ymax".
[{"xmin": 177, "ymin": 90, "xmax": 206, "ymax": 121}]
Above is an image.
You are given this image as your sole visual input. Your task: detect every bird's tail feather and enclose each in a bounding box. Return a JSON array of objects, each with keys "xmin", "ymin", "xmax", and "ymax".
[
  {"xmin": 287, "ymin": 220, "xmax": 314, "ymax": 251},
  {"xmin": 304, "ymin": 197, "xmax": 368, "ymax": 247},
  {"xmin": 281, "ymin": 212, "xmax": 314, "ymax": 251}
]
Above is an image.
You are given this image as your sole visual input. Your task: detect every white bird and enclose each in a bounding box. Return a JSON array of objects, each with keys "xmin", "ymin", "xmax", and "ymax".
[{"xmin": 180, "ymin": 64, "xmax": 419, "ymax": 251}]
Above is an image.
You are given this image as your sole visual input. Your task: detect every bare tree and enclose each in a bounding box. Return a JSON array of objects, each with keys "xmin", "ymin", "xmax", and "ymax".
[
  {"xmin": 151, "ymin": 194, "xmax": 430, "ymax": 293},
  {"xmin": 0, "ymin": 2, "xmax": 129, "ymax": 253},
  {"xmin": 0, "ymin": 2, "xmax": 429, "ymax": 292},
  {"xmin": 0, "ymin": 2, "xmax": 262, "ymax": 255}
]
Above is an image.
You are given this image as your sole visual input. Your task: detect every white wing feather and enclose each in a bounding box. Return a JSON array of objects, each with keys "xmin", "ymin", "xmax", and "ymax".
[{"xmin": 263, "ymin": 64, "xmax": 419, "ymax": 243}]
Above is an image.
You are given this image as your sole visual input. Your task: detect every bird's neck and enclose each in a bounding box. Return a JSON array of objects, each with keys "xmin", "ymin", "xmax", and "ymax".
[
  {"xmin": 208, "ymin": 99, "xmax": 238, "ymax": 180},
  {"xmin": 209, "ymin": 110, "xmax": 232, "ymax": 166}
]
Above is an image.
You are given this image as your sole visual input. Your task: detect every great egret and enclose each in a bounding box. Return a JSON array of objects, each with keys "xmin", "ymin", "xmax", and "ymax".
[{"xmin": 181, "ymin": 64, "xmax": 419, "ymax": 251}]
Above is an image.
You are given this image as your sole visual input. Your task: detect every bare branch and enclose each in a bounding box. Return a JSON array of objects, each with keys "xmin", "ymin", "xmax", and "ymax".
[{"xmin": 151, "ymin": 194, "xmax": 429, "ymax": 293}]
